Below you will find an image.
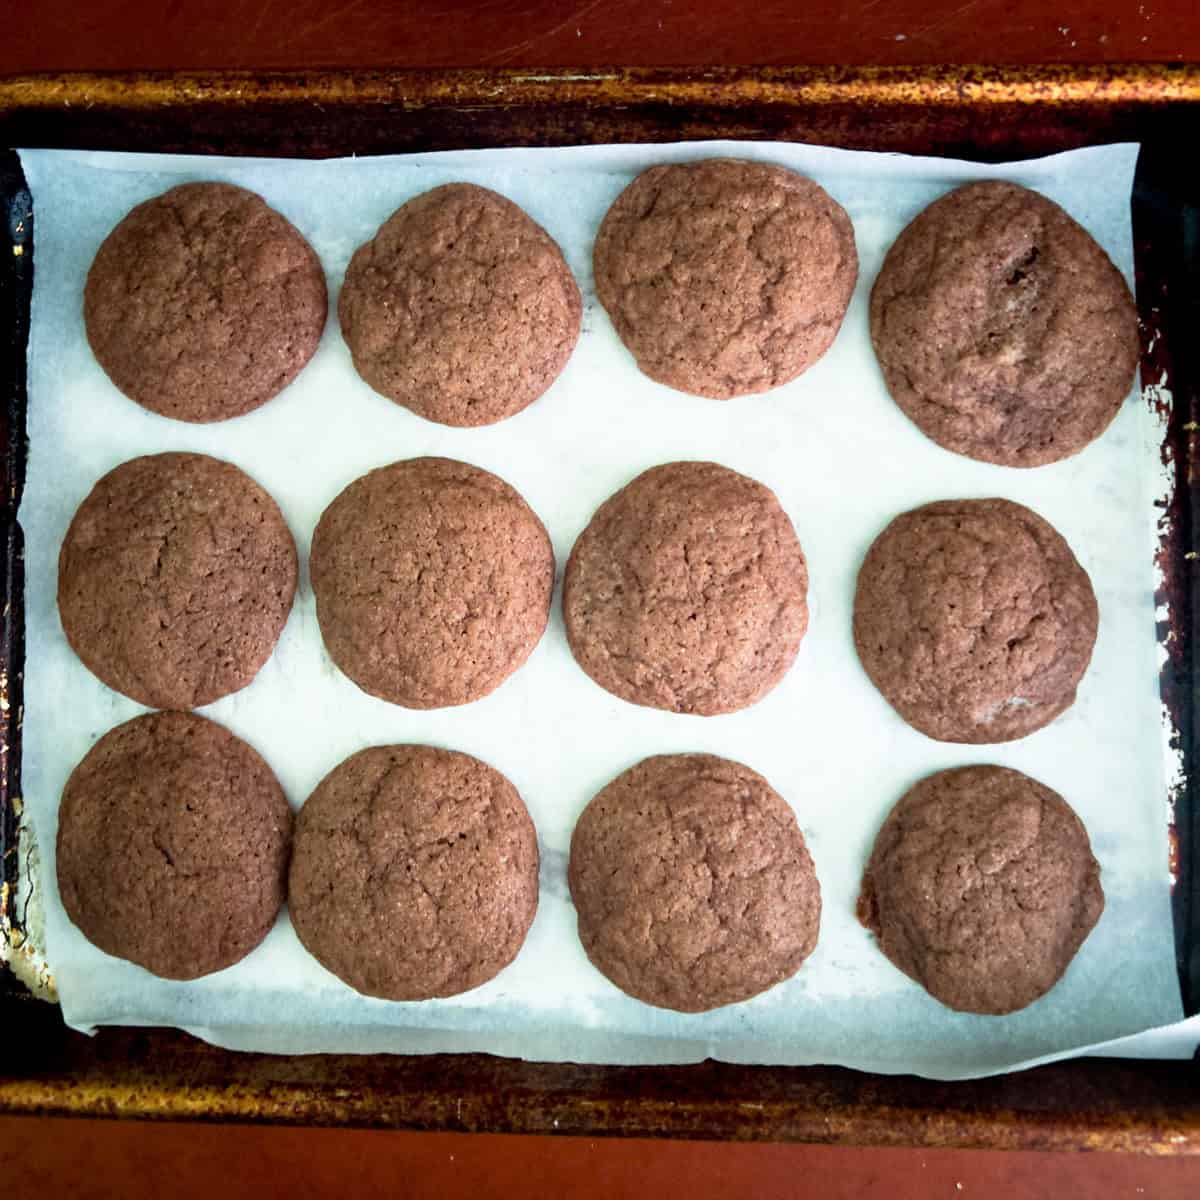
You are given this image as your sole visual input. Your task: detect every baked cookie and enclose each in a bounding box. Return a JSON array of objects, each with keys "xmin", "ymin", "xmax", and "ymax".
[
  {"xmin": 593, "ymin": 158, "xmax": 857, "ymax": 398},
  {"xmin": 857, "ymin": 765, "xmax": 1104, "ymax": 1014},
  {"xmin": 288, "ymin": 745, "xmax": 539, "ymax": 1000},
  {"xmin": 852, "ymin": 498, "xmax": 1097, "ymax": 743},
  {"xmin": 310, "ymin": 457, "xmax": 554, "ymax": 708},
  {"xmin": 84, "ymin": 181, "xmax": 327, "ymax": 422},
  {"xmin": 870, "ymin": 180, "xmax": 1139, "ymax": 467},
  {"xmin": 56, "ymin": 711, "xmax": 291, "ymax": 980},
  {"xmin": 563, "ymin": 461, "xmax": 808, "ymax": 715},
  {"xmin": 339, "ymin": 183, "xmax": 581, "ymax": 426},
  {"xmin": 569, "ymin": 754, "xmax": 821, "ymax": 1012},
  {"xmin": 58, "ymin": 452, "xmax": 297, "ymax": 710}
]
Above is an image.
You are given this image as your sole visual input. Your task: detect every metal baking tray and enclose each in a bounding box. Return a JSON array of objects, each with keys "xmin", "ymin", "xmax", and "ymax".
[{"xmin": 0, "ymin": 66, "xmax": 1196, "ymax": 1150}]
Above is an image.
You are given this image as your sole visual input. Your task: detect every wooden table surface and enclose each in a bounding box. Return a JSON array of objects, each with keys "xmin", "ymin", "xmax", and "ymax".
[
  {"xmin": 3, "ymin": 2, "xmax": 1199, "ymax": 1197},
  {"xmin": 5, "ymin": 0, "xmax": 1200, "ymax": 72}
]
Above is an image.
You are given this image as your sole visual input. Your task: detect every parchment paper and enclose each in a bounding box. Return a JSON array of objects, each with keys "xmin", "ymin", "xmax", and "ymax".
[{"xmin": 17, "ymin": 141, "xmax": 1199, "ymax": 1079}]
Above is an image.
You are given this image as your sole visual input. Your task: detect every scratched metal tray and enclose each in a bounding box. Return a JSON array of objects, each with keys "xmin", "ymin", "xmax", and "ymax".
[{"xmin": 0, "ymin": 66, "xmax": 1196, "ymax": 1150}]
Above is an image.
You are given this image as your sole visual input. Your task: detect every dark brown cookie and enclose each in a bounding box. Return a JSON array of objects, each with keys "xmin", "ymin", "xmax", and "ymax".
[
  {"xmin": 870, "ymin": 181, "xmax": 1139, "ymax": 467},
  {"xmin": 58, "ymin": 453, "xmax": 298, "ymax": 710},
  {"xmin": 593, "ymin": 158, "xmax": 857, "ymax": 398},
  {"xmin": 563, "ymin": 461, "xmax": 808, "ymax": 715},
  {"xmin": 569, "ymin": 754, "xmax": 821, "ymax": 1012},
  {"xmin": 853, "ymin": 498, "xmax": 1097, "ymax": 743},
  {"xmin": 84, "ymin": 182, "xmax": 327, "ymax": 423},
  {"xmin": 310, "ymin": 457, "xmax": 554, "ymax": 708},
  {"xmin": 338, "ymin": 183, "xmax": 582, "ymax": 427},
  {"xmin": 857, "ymin": 765, "xmax": 1104, "ymax": 1014},
  {"xmin": 288, "ymin": 745, "xmax": 539, "ymax": 1000},
  {"xmin": 56, "ymin": 711, "xmax": 292, "ymax": 980}
]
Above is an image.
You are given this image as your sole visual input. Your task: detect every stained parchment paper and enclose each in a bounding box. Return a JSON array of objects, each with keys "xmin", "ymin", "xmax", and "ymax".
[{"xmin": 17, "ymin": 141, "xmax": 1199, "ymax": 1079}]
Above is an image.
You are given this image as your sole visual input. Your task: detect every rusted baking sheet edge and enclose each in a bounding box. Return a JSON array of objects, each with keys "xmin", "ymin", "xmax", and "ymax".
[
  {"xmin": 0, "ymin": 63, "xmax": 1199, "ymax": 110},
  {"xmin": 0, "ymin": 66, "xmax": 1199, "ymax": 162},
  {"xmin": 1, "ymin": 1003, "xmax": 1198, "ymax": 1151}
]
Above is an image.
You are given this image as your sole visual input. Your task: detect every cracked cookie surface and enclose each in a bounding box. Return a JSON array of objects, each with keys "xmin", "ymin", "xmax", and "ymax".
[
  {"xmin": 869, "ymin": 180, "xmax": 1138, "ymax": 467},
  {"xmin": 857, "ymin": 765, "xmax": 1104, "ymax": 1014},
  {"xmin": 288, "ymin": 745, "xmax": 539, "ymax": 1000},
  {"xmin": 58, "ymin": 452, "xmax": 298, "ymax": 710},
  {"xmin": 56, "ymin": 711, "xmax": 292, "ymax": 980},
  {"xmin": 568, "ymin": 754, "xmax": 821, "ymax": 1012},
  {"xmin": 310, "ymin": 457, "xmax": 554, "ymax": 708},
  {"xmin": 852, "ymin": 498, "xmax": 1097, "ymax": 743},
  {"xmin": 85, "ymin": 182, "xmax": 327, "ymax": 422},
  {"xmin": 593, "ymin": 158, "xmax": 857, "ymax": 398},
  {"xmin": 563, "ymin": 461, "xmax": 808, "ymax": 715},
  {"xmin": 338, "ymin": 183, "xmax": 582, "ymax": 427}
]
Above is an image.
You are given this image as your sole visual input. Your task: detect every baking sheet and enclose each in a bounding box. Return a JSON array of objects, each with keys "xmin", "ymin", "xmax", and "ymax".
[{"xmin": 15, "ymin": 140, "xmax": 1199, "ymax": 1080}]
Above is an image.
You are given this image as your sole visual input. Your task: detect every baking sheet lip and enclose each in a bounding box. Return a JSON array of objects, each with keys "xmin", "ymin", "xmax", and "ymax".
[
  {"xmin": 1, "ymin": 1025, "xmax": 1198, "ymax": 1150},
  {"xmin": 1, "ymin": 63, "xmax": 1200, "ymax": 113},
  {"xmin": 0, "ymin": 147, "xmax": 30, "ymax": 1004},
  {"xmin": 1134, "ymin": 141, "xmax": 1200, "ymax": 1018}
]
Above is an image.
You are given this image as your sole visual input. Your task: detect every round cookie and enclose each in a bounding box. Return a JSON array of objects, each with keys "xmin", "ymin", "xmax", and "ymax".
[
  {"xmin": 593, "ymin": 158, "xmax": 858, "ymax": 398},
  {"xmin": 857, "ymin": 765, "xmax": 1104, "ymax": 1014},
  {"xmin": 569, "ymin": 754, "xmax": 821, "ymax": 1012},
  {"xmin": 288, "ymin": 745, "xmax": 539, "ymax": 1000},
  {"xmin": 56, "ymin": 711, "xmax": 292, "ymax": 980},
  {"xmin": 563, "ymin": 461, "xmax": 808, "ymax": 715},
  {"xmin": 84, "ymin": 181, "xmax": 327, "ymax": 422},
  {"xmin": 870, "ymin": 180, "xmax": 1139, "ymax": 467},
  {"xmin": 58, "ymin": 452, "xmax": 298, "ymax": 710},
  {"xmin": 338, "ymin": 183, "xmax": 582, "ymax": 427},
  {"xmin": 852, "ymin": 498, "xmax": 1097, "ymax": 743},
  {"xmin": 310, "ymin": 457, "xmax": 554, "ymax": 708}
]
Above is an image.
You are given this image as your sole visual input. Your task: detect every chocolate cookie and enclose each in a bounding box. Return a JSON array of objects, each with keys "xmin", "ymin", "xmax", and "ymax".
[
  {"xmin": 857, "ymin": 765, "xmax": 1104, "ymax": 1014},
  {"xmin": 288, "ymin": 745, "xmax": 539, "ymax": 1000},
  {"xmin": 563, "ymin": 461, "xmax": 808, "ymax": 715},
  {"xmin": 310, "ymin": 457, "xmax": 554, "ymax": 708},
  {"xmin": 853, "ymin": 498, "xmax": 1097, "ymax": 743},
  {"xmin": 593, "ymin": 159, "xmax": 857, "ymax": 398},
  {"xmin": 58, "ymin": 453, "xmax": 298, "ymax": 710},
  {"xmin": 84, "ymin": 182, "xmax": 327, "ymax": 422},
  {"xmin": 338, "ymin": 183, "xmax": 581, "ymax": 427},
  {"xmin": 870, "ymin": 181, "xmax": 1139, "ymax": 467},
  {"xmin": 56, "ymin": 711, "xmax": 291, "ymax": 980},
  {"xmin": 569, "ymin": 754, "xmax": 821, "ymax": 1012}
]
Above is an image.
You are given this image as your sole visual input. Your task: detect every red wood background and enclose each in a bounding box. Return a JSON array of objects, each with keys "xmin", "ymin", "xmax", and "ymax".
[
  {"xmin": 3, "ymin": 1116, "xmax": 1200, "ymax": 1198},
  {"xmin": 3, "ymin": 1, "xmax": 1199, "ymax": 1196},
  {"xmin": 3, "ymin": 0, "xmax": 1199, "ymax": 75}
]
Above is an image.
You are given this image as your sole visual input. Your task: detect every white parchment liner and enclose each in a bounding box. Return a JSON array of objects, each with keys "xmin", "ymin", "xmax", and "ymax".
[{"xmin": 16, "ymin": 142, "xmax": 1198, "ymax": 1078}]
